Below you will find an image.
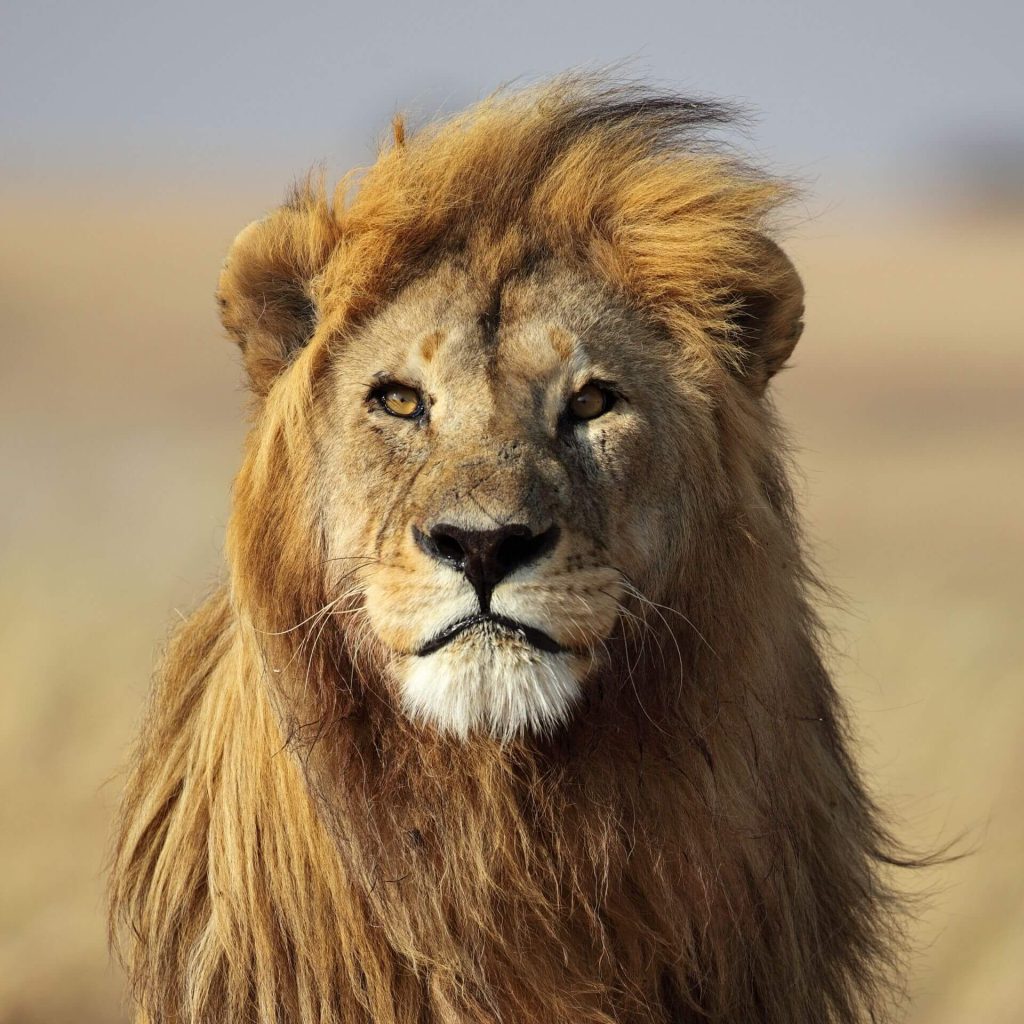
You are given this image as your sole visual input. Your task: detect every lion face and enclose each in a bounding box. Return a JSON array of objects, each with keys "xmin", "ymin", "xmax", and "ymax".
[{"xmin": 315, "ymin": 260, "xmax": 708, "ymax": 739}]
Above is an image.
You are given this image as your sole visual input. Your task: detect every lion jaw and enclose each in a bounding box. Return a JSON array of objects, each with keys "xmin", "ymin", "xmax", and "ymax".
[{"xmin": 399, "ymin": 626, "xmax": 581, "ymax": 741}]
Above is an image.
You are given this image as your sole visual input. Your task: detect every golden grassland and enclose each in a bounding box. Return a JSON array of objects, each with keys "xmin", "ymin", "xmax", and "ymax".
[{"xmin": 0, "ymin": 186, "xmax": 1021, "ymax": 1023}]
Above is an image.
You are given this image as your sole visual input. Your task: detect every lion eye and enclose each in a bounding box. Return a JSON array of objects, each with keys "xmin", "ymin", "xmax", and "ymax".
[
  {"xmin": 379, "ymin": 384, "xmax": 423, "ymax": 418},
  {"xmin": 568, "ymin": 382, "xmax": 615, "ymax": 421}
]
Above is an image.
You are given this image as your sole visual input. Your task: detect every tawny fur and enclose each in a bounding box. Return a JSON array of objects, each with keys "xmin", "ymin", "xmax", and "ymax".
[{"xmin": 110, "ymin": 78, "xmax": 904, "ymax": 1024}]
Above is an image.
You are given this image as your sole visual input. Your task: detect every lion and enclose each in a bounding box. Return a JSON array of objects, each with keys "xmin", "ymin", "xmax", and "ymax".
[{"xmin": 110, "ymin": 79, "xmax": 903, "ymax": 1023}]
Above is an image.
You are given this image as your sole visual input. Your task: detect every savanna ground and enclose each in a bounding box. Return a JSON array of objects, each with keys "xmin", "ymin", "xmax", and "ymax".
[{"xmin": 1, "ymin": 184, "xmax": 1021, "ymax": 1023}]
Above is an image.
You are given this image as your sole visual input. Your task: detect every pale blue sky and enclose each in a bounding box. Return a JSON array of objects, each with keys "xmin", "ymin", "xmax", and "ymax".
[{"xmin": 3, "ymin": 0, "xmax": 1021, "ymax": 198}]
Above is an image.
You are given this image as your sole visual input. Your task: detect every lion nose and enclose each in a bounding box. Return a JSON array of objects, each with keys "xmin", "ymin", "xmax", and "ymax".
[{"xmin": 414, "ymin": 522, "xmax": 561, "ymax": 609}]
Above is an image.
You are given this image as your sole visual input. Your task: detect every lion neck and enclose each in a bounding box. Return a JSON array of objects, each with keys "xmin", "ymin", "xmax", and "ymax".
[{"xmin": 210, "ymin": 594, "xmax": 800, "ymax": 1022}]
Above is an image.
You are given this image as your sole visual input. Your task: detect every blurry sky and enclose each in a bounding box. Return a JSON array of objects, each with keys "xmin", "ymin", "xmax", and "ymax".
[{"xmin": 2, "ymin": 0, "xmax": 1022, "ymax": 200}]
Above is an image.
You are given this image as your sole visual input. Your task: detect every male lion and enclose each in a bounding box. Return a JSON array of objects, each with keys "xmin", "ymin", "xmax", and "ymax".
[{"xmin": 111, "ymin": 80, "xmax": 902, "ymax": 1023}]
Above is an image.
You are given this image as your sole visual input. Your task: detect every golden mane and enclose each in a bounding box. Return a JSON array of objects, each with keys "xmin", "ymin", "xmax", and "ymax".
[{"xmin": 111, "ymin": 79, "xmax": 904, "ymax": 1023}]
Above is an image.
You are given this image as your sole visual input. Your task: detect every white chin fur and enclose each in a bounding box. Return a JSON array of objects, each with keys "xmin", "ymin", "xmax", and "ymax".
[{"xmin": 400, "ymin": 632, "xmax": 580, "ymax": 741}]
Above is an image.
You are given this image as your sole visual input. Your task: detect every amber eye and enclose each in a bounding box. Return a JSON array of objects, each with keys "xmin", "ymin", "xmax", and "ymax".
[
  {"xmin": 568, "ymin": 382, "xmax": 615, "ymax": 421},
  {"xmin": 378, "ymin": 384, "xmax": 423, "ymax": 418}
]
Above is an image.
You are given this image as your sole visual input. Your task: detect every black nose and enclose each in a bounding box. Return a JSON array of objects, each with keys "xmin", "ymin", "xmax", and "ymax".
[{"xmin": 414, "ymin": 522, "xmax": 561, "ymax": 609}]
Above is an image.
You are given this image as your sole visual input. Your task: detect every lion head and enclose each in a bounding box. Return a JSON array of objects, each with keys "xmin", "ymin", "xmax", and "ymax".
[
  {"xmin": 218, "ymin": 83, "xmax": 804, "ymax": 742},
  {"xmin": 112, "ymin": 80, "xmax": 901, "ymax": 1024}
]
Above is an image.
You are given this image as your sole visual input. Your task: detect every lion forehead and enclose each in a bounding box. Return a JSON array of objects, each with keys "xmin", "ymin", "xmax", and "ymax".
[{"xmin": 338, "ymin": 260, "xmax": 664, "ymax": 404}]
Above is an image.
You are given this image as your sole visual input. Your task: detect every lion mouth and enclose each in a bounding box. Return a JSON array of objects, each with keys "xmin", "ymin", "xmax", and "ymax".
[{"xmin": 417, "ymin": 613, "xmax": 562, "ymax": 656}]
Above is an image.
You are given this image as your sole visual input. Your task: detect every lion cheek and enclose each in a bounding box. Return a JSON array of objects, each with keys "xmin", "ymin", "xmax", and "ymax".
[{"xmin": 363, "ymin": 576, "xmax": 478, "ymax": 654}]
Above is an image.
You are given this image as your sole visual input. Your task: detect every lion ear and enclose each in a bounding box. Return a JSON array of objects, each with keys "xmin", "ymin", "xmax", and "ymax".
[
  {"xmin": 724, "ymin": 237, "xmax": 805, "ymax": 394},
  {"xmin": 217, "ymin": 200, "xmax": 337, "ymax": 394}
]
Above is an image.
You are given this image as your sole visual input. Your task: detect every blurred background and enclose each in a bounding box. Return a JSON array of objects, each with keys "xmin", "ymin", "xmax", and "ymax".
[{"xmin": 1, "ymin": 1, "xmax": 1021, "ymax": 1021}]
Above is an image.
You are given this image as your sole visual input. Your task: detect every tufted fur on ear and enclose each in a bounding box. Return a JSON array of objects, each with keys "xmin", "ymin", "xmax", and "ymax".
[
  {"xmin": 723, "ymin": 236, "xmax": 805, "ymax": 394},
  {"xmin": 217, "ymin": 190, "xmax": 339, "ymax": 394}
]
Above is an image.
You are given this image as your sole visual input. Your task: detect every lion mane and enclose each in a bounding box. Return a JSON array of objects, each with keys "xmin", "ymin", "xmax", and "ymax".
[{"xmin": 110, "ymin": 79, "xmax": 903, "ymax": 1023}]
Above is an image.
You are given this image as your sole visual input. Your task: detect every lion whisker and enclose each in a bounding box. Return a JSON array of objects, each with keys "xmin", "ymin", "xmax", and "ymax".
[{"xmin": 616, "ymin": 573, "xmax": 719, "ymax": 661}]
